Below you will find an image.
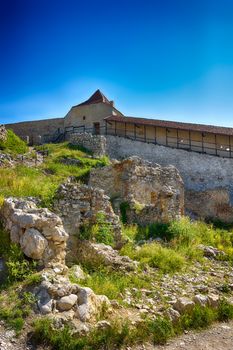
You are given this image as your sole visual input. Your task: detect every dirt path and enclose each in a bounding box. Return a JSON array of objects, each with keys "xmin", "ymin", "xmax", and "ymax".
[
  {"xmin": 131, "ymin": 321, "xmax": 233, "ymax": 350},
  {"xmin": 1, "ymin": 321, "xmax": 233, "ymax": 350}
]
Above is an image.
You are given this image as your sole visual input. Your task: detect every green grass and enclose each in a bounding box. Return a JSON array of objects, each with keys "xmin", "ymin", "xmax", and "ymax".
[
  {"xmin": 121, "ymin": 217, "xmax": 233, "ymax": 274},
  {"xmin": 0, "ymin": 142, "xmax": 109, "ymax": 207},
  {"xmin": 70, "ymin": 267, "xmax": 151, "ymax": 301},
  {"xmin": 121, "ymin": 242, "xmax": 185, "ymax": 273},
  {"xmin": 32, "ymin": 300, "xmax": 233, "ymax": 349},
  {"xmin": 0, "ymin": 129, "xmax": 28, "ymax": 155}
]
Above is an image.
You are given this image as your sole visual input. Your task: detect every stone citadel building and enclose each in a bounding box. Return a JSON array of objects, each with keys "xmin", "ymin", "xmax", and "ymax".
[{"xmin": 5, "ymin": 89, "xmax": 233, "ymax": 158}]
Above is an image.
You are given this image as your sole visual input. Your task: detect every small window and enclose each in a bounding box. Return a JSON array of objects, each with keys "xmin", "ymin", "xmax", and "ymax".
[{"xmin": 83, "ymin": 116, "xmax": 86, "ymax": 120}]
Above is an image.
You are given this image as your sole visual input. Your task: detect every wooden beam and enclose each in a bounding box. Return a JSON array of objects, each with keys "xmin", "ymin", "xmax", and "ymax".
[
  {"xmin": 229, "ymin": 136, "xmax": 232, "ymax": 158},
  {"xmin": 125, "ymin": 122, "xmax": 127, "ymax": 137},
  {"xmin": 134, "ymin": 124, "xmax": 136, "ymax": 140},
  {"xmin": 215, "ymin": 134, "xmax": 217, "ymax": 156},
  {"xmin": 144, "ymin": 125, "xmax": 146, "ymax": 142},
  {"xmin": 166, "ymin": 128, "xmax": 168, "ymax": 146},
  {"xmin": 189, "ymin": 130, "xmax": 191, "ymax": 150},
  {"xmin": 154, "ymin": 126, "xmax": 157, "ymax": 144},
  {"xmin": 177, "ymin": 129, "xmax": 179, "ymax": 148}
]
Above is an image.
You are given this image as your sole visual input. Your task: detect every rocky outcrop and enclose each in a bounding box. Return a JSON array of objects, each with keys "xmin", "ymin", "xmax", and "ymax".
[
  {"xmin": 1, "ymin": 198, "xmax": 68, "ymax": 266},
  {"xmin": 77, "ymin": 241, "xmax": 137, "ymax": 271},
  {"xmin": 53, "ymin": 179, "xmax": 122, "ymax": 256},
  {"xmin": 68, "ymin": 132, "xmax": 106, "ymax": 158},
  {"xmin": 89, "ymin": 156, "xmax": 184, "ymax": 224},
  {"xmin": 0, "ymin": 125, "xmax": 7, "ymax": 142},
  {"xmin": 35, "ymin": 268, "xmax": 110, "ymax": 323}
]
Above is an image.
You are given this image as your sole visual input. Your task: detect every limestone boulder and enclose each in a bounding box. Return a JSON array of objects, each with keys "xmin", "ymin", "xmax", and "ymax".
[
  {"xmin": 20, "ymin": 228, "xmax": 47, "ymax": 259},
  {"xmin": 57, "ymin": 294, "xmax": 78, "ymax": 311},
  {"xmin": 0, "ymin": 197, "xmax": 69, "ymax": 266},
  {"xmin": 173, "ymin": 297, "xmax": 195, "ymax": 314}
]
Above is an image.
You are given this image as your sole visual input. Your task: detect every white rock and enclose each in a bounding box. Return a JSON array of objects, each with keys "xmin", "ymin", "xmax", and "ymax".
[
  {"xmin": 173, "ymin": 297, "xmax": 195, "ymax": 314},
  {"xmin": 20, "ymin": 228, "xmax": 47, "ymax": 259},
  {"xmin": 57, "ymin": 294, "xmax": 78, "ymax": 311},
  {"xmin": 193, "ymin": 294, "xmax": 208, "ymax": 307},
  {"xmin": 207, "ymin": 294, "xmax": 219, "ymax": 308},
  {"xmin": 70, "ymin": 265, "xmax": 86, "ymax": 280}
]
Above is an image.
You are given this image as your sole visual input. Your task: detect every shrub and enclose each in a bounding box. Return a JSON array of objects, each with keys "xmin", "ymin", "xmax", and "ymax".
[
  {"xmin": 80, "ymin": 212, "xmax": 114, "ymax": 246},
  {"xmin": 149, "ymin": 317, "xmax": 174, "ymax": 345},
  {"xmin": 217, "ymin": 299, "xmax": 233, "ymax": 321},
  {"xmin": 179, "ymin": 305, "xmax": 216, "ymax": 330}
]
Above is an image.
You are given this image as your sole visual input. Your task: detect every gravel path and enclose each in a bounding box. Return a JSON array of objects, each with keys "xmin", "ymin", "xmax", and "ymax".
[{"xmin": 131, "ymin": 321, "xmax": 233, "ymax": 350}]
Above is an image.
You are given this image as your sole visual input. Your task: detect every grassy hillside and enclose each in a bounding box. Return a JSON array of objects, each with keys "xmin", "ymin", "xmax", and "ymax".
[
  {"xmin": 0, "ymin": 129, "xmax": 28, "ymax": 154},
  {"xmin": 0, "ymin": 142, "xmax": 109, "ymax": 206}
]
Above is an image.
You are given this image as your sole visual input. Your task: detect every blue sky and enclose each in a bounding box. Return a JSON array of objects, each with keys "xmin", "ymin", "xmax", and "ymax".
[{"xmin": 1, "ymin": 0, "xmax": 233, "ymax": 126}]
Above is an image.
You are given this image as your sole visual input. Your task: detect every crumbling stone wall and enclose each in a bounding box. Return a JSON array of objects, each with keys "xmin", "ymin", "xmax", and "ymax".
[
  {"xmin": 89, "ymin": 156, "xmax": 184, "ymax": 224},
  {"xmin": 53, "ymin": 180, "xmax": 122, "ymax": 255},
  {"xmin": 105, "ymin": 135, "xmax": 233, "ymax": 223},
  {"xmin": 0, "ymin": 198, "xmax": 68, "ymax": 266},
  {"xmin": 68, "ymin": 132, "xmax": 106, "ymax": 157}
]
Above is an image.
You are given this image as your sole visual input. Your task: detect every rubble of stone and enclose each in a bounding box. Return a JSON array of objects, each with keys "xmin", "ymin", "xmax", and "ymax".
[
  {"xmin": 198, "ymin": 245, "xmax": 226, "ymax": 260},
  {"xmin": 0, "ymin": 125, "xmax": 7, "ymax": 142},
  {"xmin": 53, "ymin": 179, "xmax": 122, "ymax": 251},
  {"xmin": 77, "ymin": 241, "xmax": 137, "ymax": 271},
  {"xmin": 89, "ymin": 156, "xmax": 184, "ymax": 224},
  {"xmin": 0, "ymin": 153, "xmax": 14, "ymax": 167},
  {"xmin": 34, "ymin": 268, "xmax": 110, "ymax": 324},
  {"xmin": 68, "ymin": 132, "xmax": 106, "ymax": 158},
  {"xmin": 1, "ymin": 198, "xmax": 68, "ymax": 266}
]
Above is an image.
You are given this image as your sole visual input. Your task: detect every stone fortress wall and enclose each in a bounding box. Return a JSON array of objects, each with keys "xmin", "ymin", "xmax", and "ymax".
[
  {"xmin": 105, "ymin": 135, "xmax": 233, "ymax": 222},
  {"xmin": 69, "ymin": 132, "xmax": 233, "ymax": 223}
]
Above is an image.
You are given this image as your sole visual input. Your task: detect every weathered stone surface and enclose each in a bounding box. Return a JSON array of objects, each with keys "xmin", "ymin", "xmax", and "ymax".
[
  {"xmin": 89, "ymin": 156, "xmax": 184, "ymax": 224},
  {"xmin": 37, "ymin": 288, "xmax": 54, "ymax": 315},
  {"xmin": 53, "ymin": 180, "xmax": 122, "ymax": 257},
  {"xmin": 76, "ymin": 287, "xmax": 111, "ymax": 322},
  {"xmin": 34, "ymin": 269, "xmax": 110, "ymax": 323},
  {"xmin": 0, "ymin": 198, "xmax": 69, "ymax": 266},
  {"xmin": 173, "ymin": 297, "xmax": 195, "ymax": 314},
  {"xmin": 69, "ymin": 132, "xmax": 106, "ymax": 158},
  {"xmin": 57, "ymin": 294, "xmax": 78, "ymax": 311},
  {"xmin": 186, "ymin": 189, "xmax": 233, "ymax": 223},
  {"xmin": 77, "ymin": 241, "xmax": 137, "ymax": 271},
  {"xmin": 70, "ymin": 265, "xmax": 86, "ymax": 280},
  {"xmin": 193, "ymin": 294, "xmax": 209, "ymax": 307},
  {"xmin": 20, "ymin": 228, "xmax": 47, "ymax": 259},
  {"xmin": 198, "ymin": 245, "xmax": 226, "ymax": 259},
  {"xmin": 207, "ymin": 294, "xmax": 220, "ymax": 308}
]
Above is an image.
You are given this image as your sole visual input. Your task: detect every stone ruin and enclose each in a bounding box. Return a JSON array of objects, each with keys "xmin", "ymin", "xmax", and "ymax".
[
  {"xmin": 89, "ymin": 156, "xmax": 184, "ymax": 225},
  {"xmin": 1, "ymin": 198, "xmax": 68, "ymax": 266},
  {"xmin": 68, "ymin": 132, "xmax": 106, "ymax": 158}
]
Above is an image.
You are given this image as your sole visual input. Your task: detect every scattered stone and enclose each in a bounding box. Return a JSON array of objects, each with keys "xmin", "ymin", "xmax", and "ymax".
[{"xmin": 173, "ymin": 297, "xmax": 195, "ymax": 314}]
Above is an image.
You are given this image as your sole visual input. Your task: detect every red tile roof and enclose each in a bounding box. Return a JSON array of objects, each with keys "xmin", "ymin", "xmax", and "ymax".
[
  {"xmin": 104, "ymin": 115, "xmax": 233, "ymax": 136},
  {"xmin": 74, "ymin": 89, "xmax": 112, "ymax": 107}
]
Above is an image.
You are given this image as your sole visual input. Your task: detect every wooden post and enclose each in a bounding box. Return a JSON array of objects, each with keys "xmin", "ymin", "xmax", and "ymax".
[
  {"xmin": 115, "ymin": 121, "xmax": 116, "ymax": 136},
  {"xmin": 134, "ymin": 124, "xmax": 136, "ymax": 140},
  {"xmin": 125, "ymin": 122, "xmax": 127, "ymax": 137},
  {"xmin": 177, "ymin": 129, "xmax": 179, "ymax": 148},
  {"xmin": 189, "ymin": 130, "xmax": 191, "ymax": 150},
  {"xmin": 215, "ymin": 134, "xmax": 217, "ymax": 156},
  {"xmin": 144, "ymin": 125, "xmax": 146, "ymax": 142},
  {"xmin": 154, "ymin": 126, "xmax": 157, "ymax": 144},
  {"xmin": 166, "ymin": 128, "xmax": 168, "ymax": 146}
]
